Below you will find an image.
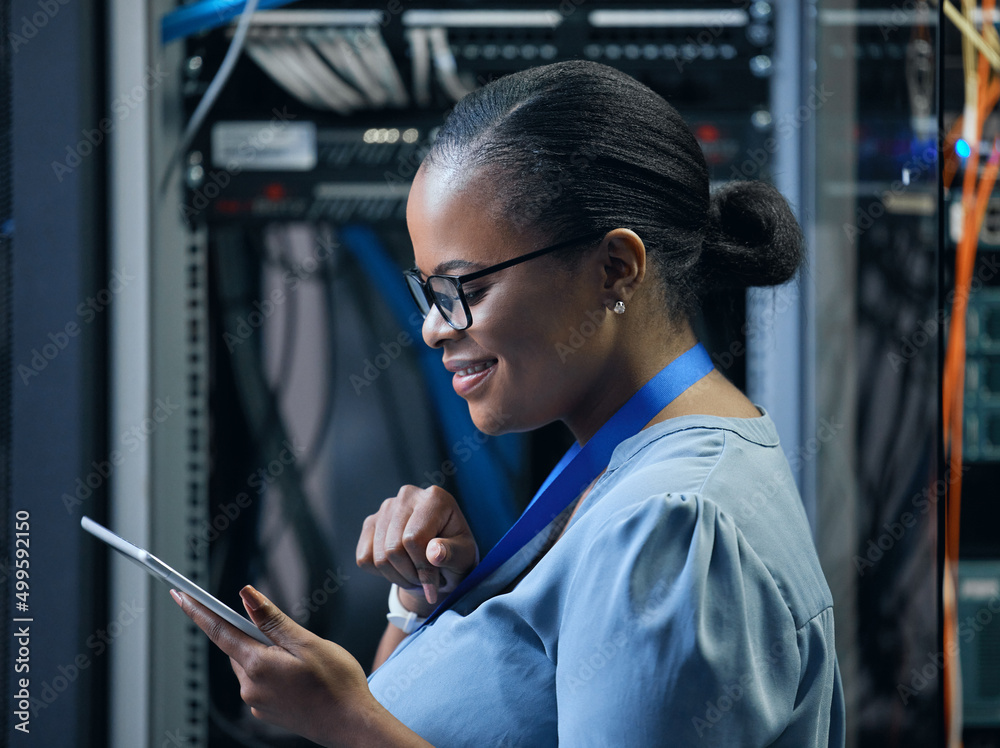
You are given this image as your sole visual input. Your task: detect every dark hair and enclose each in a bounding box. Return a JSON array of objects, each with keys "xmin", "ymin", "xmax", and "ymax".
[{"xmin": 424, "ymin": 60, "xmax": 802, "ymax": 320}]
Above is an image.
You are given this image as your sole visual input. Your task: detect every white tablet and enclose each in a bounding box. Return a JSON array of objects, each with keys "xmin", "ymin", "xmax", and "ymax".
[{"xmin": 81, "ymin": 516, "xmax": 271, "ymax": 645}]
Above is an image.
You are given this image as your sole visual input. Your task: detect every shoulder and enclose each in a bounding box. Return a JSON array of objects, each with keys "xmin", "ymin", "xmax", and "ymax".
[
  {"xmin": 573, "ymin": 410, "xmax": 789, "ymax": 535},
  {"xmin": 599, "ymin": 410, "xmax": 786, "ymax": 496},
  {"xmin": 554, "ymin": 478, "xmax": 840, "ymax": 745},
  {"xmin": 565, "ymin": 412, "xmax": 833, "ymax": 627}
]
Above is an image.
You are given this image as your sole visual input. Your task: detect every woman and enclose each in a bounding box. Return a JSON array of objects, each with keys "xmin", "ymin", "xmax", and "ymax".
[{"xmin": 176, "ymin": 60, "xmax": 845, "ymax": 746}]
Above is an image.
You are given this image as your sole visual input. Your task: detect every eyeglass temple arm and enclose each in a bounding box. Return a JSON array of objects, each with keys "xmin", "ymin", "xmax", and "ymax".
[{"xmin": 456, "ymin": 231, "xmax": 608, "ymax": 283}]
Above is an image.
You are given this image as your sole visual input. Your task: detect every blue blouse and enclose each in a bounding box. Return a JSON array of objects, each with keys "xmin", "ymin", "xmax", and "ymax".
[{"xmin": 368, "ymin": 412, "xmax": 846, "ymax": 746}]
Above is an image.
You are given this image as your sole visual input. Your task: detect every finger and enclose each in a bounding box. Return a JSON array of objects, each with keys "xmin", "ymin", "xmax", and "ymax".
[
  {"xmin": 427, "ymin": 538, "xmax": 448, "ymax": 566},
  {"xmin": 372, "ymin": 500, "xmax": 422, "ymax": 589},
  {"xmin": 400, "ymin": 518, "xmax": 448, "ymax": 604},
  {"xmin": 229, "ymin": 656, "xmax": 261, "ymax": 715},
  {"xmin": 426, "ymin": 536, "xmax": 478, "ymax": 572},
  {"xmin": 407, "ymin": 499, "xmax": 476, "ymax": 573},
  {"xmin": 369, "ymin": 499, "xmax": 394, "ymax": 568},
  {"xmin": 239, "ymin": 585, "xmax": 314, "ymax": 654},
  {"xmin": 172, "ymin": 589, "xmax": 259, "ymax": 666},
  {"xmin": 355, "ymin": 514, "xmax": 376, "ymax": 571},
  {"xmin": 420, "ymin": 541, "xmax": 470, "ymax": 603},
  {"xmin": 230, "ymin": 655, "xmax": 247, "ymax": 682},
  {"xmin": 358, "ymin": 512, "xmax": 405, "ymax": 583},
  {"xmin": 381, "ymin": 502, "xmax": 424, "ymax": 588}
]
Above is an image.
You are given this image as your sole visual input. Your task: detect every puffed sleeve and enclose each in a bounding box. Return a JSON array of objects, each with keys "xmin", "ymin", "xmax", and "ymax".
[{"xmin": 555, "ymin": 492, "xmax": 829, "ymax": 747}]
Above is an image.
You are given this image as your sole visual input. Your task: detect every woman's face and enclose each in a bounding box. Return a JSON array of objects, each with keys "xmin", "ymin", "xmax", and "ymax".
[{"xmin": 406, "ymin": 163, "xmax": 615, "ymax": 437}]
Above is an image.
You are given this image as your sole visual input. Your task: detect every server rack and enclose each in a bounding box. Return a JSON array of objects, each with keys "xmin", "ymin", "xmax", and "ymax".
[{"xmin": 99, "ymin": 2, "xmax": 954, "ymax": 747}]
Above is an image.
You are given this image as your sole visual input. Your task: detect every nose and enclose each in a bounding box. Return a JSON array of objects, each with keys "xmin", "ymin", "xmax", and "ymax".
[{"xmin": 422, "ymin": 304, "xmax": 464, "ymax": 348}]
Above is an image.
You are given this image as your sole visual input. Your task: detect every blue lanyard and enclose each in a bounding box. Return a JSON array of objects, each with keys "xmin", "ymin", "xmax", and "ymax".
[{"xmin": 422, "ymin": 342, "xmax": 714, "ymax": 626}]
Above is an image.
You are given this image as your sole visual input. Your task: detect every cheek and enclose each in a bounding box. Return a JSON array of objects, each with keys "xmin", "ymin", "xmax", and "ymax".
[
  {"xmin": 477, "ymin": 297, "xmax": 590, "ymax": 415},
  {"xmin": 482, "ymin": 294, "xmax": 571, "ymax": 372}
]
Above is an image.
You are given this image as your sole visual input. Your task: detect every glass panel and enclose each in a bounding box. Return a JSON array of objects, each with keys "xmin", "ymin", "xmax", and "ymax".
[{"xmin": 813, "ymin": 2, "xmax": 941, "ymax": 745}]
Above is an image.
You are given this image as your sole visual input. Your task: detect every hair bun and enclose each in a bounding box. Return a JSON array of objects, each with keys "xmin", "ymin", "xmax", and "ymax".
[{"xmin": 700, "ymin": 180, "xmax": 803, "ymax": 290}]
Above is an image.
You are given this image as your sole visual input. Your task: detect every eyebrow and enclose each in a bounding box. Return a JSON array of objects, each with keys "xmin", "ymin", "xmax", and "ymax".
[{"xmin": 430, "ymin": 258, "xmax": 485, "ymax": 275}]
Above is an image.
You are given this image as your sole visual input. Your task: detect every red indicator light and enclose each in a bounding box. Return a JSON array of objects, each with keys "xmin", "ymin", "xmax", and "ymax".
[
  {"xmin": 695, "ymin": 124, "xmax": 720, "ymax": 143},
  {"xmin": 263, "ymin": 183, "xmax": 286, "ymax": 202}
]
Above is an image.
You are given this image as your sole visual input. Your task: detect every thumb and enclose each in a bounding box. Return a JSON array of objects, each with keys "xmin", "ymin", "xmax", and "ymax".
[
  {"xmin": 427, "ymin": 537, "xmax": 479, "ymax": 573},
  {"xmin": 240, "ymin": 585, "xmax": 308, "ymax": 651}
]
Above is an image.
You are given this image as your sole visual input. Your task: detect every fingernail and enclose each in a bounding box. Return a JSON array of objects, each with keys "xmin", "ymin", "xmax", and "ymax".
[
  {"xmin": 240, "ymin": 585, "xmax": 263, "ymax": 611},
  {"xmin": 423, "ymin": 583, "xmax": 437, "ymax": 605},
  {"xmin": 170, "ymin": 589, "xmax": 184, "ymax": 607},
  {"xmin": 430, "ymin": 542, "xmax": 446, "ymax": 564}
]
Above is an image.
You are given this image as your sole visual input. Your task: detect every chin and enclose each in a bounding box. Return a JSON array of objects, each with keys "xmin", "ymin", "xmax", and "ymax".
[{"xmin": 469, "ymin": 406, "xmax": 512, "ymax": 435}]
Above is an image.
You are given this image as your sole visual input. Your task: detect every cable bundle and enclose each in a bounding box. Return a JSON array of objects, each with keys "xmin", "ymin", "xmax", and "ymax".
[
  {"xmin": 941, "ymin": 0, "xmax": 1000, "ymax": 743},
  {"xmin": 240, "ymin": 14, "xmax": 475, "ymax": 113}
]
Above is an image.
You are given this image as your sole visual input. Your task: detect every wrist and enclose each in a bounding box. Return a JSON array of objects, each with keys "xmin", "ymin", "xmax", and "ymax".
[
  {"xmin": 387, "ymin": 584, "xmax": 432, "ymax": 632},
  {"xmin": 339, "ymin": 694, "xmax": 434, "ymax": 748},
  {"xmin": 396, "ymin": 586, "xmax": 438, "ymax": 617}
]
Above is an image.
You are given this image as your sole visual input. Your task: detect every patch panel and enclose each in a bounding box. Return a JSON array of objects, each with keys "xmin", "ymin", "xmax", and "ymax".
[
  {"xmin": 958, "ymin": 560, "xmax": 1000, "ymax": 726},
  {"xmin": 965, "ymin": 290, "xmax": 1000, "ymax": 461},
  {"xmin": 948, "ymin": 197, "xmax": 1000, "ymax": 251}
]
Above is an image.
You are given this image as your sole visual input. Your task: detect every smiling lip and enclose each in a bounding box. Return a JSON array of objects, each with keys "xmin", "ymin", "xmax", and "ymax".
[{"xmin": 444, "ymin": 358, "xmax": 498, "ymax": 397}]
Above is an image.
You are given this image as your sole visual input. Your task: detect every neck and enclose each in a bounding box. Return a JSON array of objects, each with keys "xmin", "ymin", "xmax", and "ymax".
[{"xmin": 564, "ymin": 325, "xmax": 700, "ymax": 445}]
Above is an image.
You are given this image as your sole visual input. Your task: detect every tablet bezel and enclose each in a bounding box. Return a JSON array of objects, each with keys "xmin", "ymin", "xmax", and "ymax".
[{"xmin": 81, "ymin": 516, "xmax": 271, "ymax": 646}]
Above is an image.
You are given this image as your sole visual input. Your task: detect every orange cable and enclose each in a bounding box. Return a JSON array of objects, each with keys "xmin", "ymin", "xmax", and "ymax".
[{"xmin": 941, "ymin": 9, "xmax": 997, "ymax": 739}]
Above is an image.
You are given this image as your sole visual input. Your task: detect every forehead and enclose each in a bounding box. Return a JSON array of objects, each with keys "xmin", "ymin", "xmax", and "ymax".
[{"xmin": 406, "ymin": 163, "xmax": 534, "ymax": 275}]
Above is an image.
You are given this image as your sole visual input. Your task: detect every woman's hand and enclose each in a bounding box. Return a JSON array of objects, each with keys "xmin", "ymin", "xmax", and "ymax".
[
  {"xmin": 174, "ymin": 585, "xmax": 412, "ymax": 748},
  {"xmin": 356, "ymin": 485, "xmax": 479, "ymax": 613},
  {"xmin": 175, "ymin": 586, "xmax": 368, "ymax": 745}
]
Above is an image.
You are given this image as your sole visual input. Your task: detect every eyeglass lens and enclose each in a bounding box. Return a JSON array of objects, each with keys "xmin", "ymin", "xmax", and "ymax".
[
  {"xmin": 405, "ymin": 273, "xmax": 470, "ymax": 329},
  {"xmin": 405, "ymin": 273, "xmax": 431, "ymax": 316},
  {"xmin": 428, "ymin": 277, "xmax": 467, "ymax": 328}
]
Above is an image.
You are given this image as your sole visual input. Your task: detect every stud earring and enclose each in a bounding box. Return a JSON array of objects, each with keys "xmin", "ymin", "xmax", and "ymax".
[{"xmin": 613, "ymin": 301, "xmax": 626, "ymax": 315}]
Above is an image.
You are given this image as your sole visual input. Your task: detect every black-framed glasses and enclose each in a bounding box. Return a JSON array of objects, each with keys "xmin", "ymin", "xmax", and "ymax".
[{"xmin": 404, "ymin": 230, "xmax": 608, "ymax": 331}]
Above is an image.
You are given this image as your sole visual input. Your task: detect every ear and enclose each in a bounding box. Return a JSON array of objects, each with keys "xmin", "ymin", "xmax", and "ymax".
[{"xmin": 600, "ymin": 229, "xmax": 646, "ymax": 306}]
